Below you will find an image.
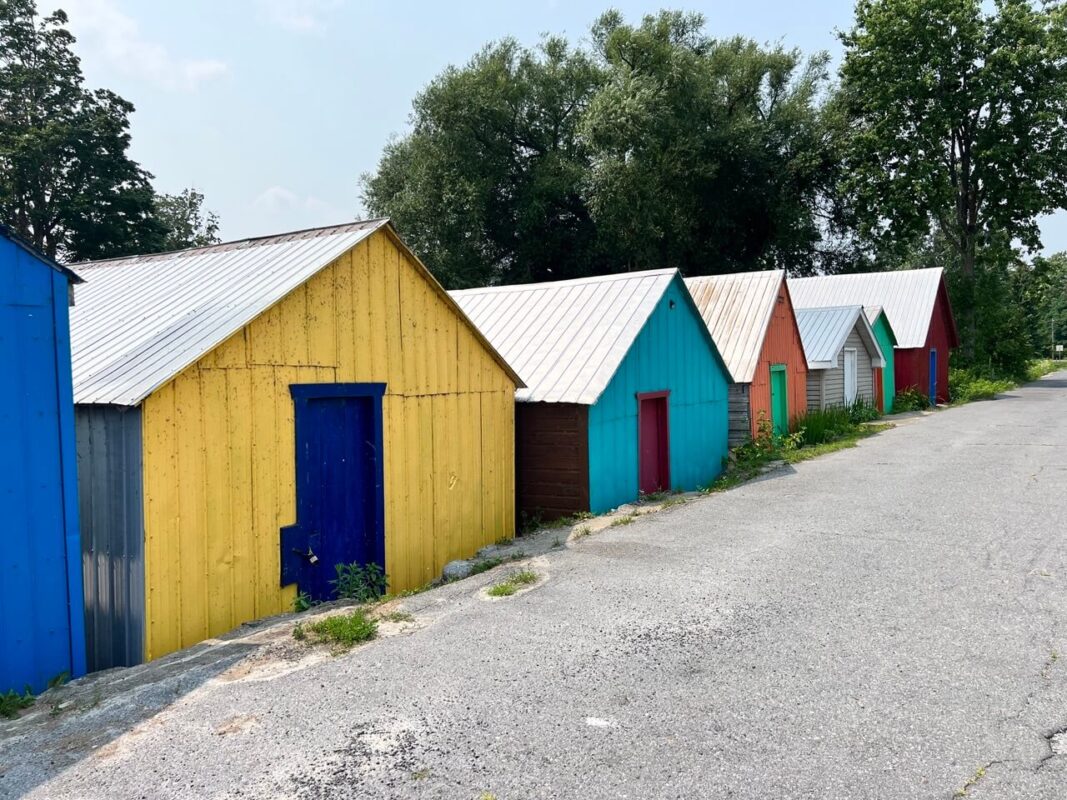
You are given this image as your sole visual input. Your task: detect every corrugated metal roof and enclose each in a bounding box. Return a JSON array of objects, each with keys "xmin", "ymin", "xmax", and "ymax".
[
  {"xmin": 451, "ymin": 269, "xmax": 684, "ymax": 404},
  {"xmin": 788, "ymin": 268, "xmax": 945, "ymax": 349},
  {"xmin": 70, "ymin": 220, "xmax": 388, "ymax": 404},
  {"xmin": 794, "ymin": 305, "xmax": 885, "ymax": 370},
  {"xmin": 684, "ymin": 270, "xmax": 784, "ymax": 383}
]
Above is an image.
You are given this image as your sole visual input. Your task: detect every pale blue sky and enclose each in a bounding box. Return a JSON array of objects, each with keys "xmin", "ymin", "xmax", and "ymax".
[{"xmin": 41, "ymin": 0, "xmax": 1067, "ymax": 254}]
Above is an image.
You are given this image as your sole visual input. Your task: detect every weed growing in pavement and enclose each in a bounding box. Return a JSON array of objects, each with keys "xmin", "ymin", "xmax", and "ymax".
[
  {"xmin": 292, "ymin": 591, "xmax": 315, "ymax": 613},
  {"xmin": 661, "ymin": 496, "xmax": 687, "ymax": 509},
  {"xmin": 953, "ymin": 763, "xmax": 991, "ymax": 797},
  {"xmin": 610, "ymin": 514, "xmax": 636, "ymax": 527},
  {"xmin": 0, "ymin": 688, "xmax": 34, "ymax": 719},
  {"xmin": 296, "ymin": 610, "xmax": 378, "ymax": 651},
  {"xmin": 639, "ymin": 490, "xmax": 669, "ymax": 503},
  {"xmin": 573, "ymin": 525, "xmax": 592, "ymax": 539},
  {"xmin": 331, "ymin": 562, "xmax": 388, "ymax": 603},
  {"xmin": 411, "ymin": 768, "xmax": 431, "ymax": 780},
  {"xmin": 380, "ymin": 611, "xmax": 414, "ymax": 624},
  {"xmin": 469, "ymin": 556, "xmax": 504, "ymax": 575},
  {"xmin": 519, "ymin": 509, "xmax": 544, "ymax": 535},
  {"xmin": 486, "ymin": 570, "xmax": 539, "ymax": 597}
]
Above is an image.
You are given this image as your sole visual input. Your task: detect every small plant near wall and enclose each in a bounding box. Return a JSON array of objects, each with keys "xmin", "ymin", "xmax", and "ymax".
[
  {"xmin": 0, "ymin": 687, "xmax": 35, "ymax": 719},
  {"xmin": 893, "ymin": 387, "xmax": 930, "ymax": 412},
  {"xmin": 331, "ymin": 562, "xmax": 388, "ymax": 603}
]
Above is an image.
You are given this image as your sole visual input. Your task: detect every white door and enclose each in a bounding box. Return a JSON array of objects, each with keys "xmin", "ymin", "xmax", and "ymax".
[{"xmin": 844, "ymin": 348, "xmax": 858, "ymax": 404}]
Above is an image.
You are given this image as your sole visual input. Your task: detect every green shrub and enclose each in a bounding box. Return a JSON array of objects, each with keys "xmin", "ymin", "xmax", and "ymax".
[
  {"xmin": 847, "ymin": 397, "xmax": 881, "ymax": 424},
  {"xmin": 949, "ymin": 367, "xmax": 1014, "ymax": 403},
  {"xmin": 893, "ymin": 387, "xmax": 929, "ymax": 412},
  {"xmin": 330, "ymin": 562, "xmax": 388, "ymax": 602}
]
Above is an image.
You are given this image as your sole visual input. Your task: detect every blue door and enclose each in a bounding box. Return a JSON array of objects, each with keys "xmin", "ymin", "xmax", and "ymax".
[
  {"xmin": 281, "ymin": 384, "xmax": 386, "ymax": 602},
  {"xmin": 929, "ymin": 349, "xmax": 938, "ymax": 406}
]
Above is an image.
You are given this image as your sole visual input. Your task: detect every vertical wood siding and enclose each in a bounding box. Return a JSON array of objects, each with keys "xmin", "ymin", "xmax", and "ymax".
[
  {"xmin": 0, "ymin": 241, "xmax": 85, "ymax": 692},
  {"xmin": 515, "ymin": 403, "xmax": 590, "ymax": 521},
  {"xmin": 140, "ymin": 230, "xmax": 516, "ymax": 661},
  {"xmin": 587, "ymin": 278, "xmax": 729, "ymax": 513},
  {"xmin": 747, "ymin": 283, "xmax": 807, "ymax": 436},
  {"xmin": 76, "ymin": 405, "xmax": 144, "ymax": 671}
]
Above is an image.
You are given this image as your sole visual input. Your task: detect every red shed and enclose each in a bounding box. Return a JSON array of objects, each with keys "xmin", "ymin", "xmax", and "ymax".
[
  {"xmin": 686, "ymin": 271, "xmax": 808, "ymax": 445},
  {"xmin": 789, "ymin": 268, "xmax": 959, "ymax": 405}
]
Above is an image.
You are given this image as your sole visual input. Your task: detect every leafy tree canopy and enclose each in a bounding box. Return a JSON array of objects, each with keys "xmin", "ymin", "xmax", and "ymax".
[
  {"xmin": 0, "ymin": 0, "xmax": 220, "ymax": 261},
  {"xmin": 362, "ymin": 10, "xmax": 837, "ymax": 288}
]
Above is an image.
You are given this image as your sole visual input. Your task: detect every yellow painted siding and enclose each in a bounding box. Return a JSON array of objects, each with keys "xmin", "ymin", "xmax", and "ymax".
[{"xmin": 140, "ymin": 229, "xmax": 517, "ymax": 661}]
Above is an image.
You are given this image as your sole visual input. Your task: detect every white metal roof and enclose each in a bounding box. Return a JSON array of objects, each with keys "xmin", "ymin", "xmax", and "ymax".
[
  {"xmin": 451, "ymin": 269, "xmax": 698, "ymax": 404},
  {"xmin": 864, "ymin": 305, "xmax": 898, "ymax": 345},
  {"xmin": 788, "ymin": 268, "xmax": 947, "ymax": 349},
  {"xmin": 684, "ymin": 270, "xmax": 785, "ymax": 383},
  {"xmin": 794, "ymin": 305, "xmax": 885, "ymax": 370},
  {"xmin": 70, "ymin": 220, "xmax": 389, "ymax": 404}
]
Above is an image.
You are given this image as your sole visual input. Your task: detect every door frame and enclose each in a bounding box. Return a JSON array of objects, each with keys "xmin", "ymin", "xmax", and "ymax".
[
  {"xmin": 636, "ymin": 390, "xmax": 671, "ymax": 494},
  {"xmin": 769, "ymin": 363, "xmax": 788, "ymax": 435},
  {"xmin": 928, "ymin": 349, "xmax": 938, "ymax": 406},
  {"xmin": 843, "ymin": 347, "xmax": 858, "ymax": 405},
  {"xmin": 282, "ymin": 383, "xmax": 387, "ymax": 588}
]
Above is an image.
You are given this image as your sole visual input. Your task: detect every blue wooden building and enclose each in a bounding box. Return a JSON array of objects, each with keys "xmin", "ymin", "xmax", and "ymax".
[
  {"xmin": 0, "ymin": 225, "xmax": 86, "ymax": 693},
  {"xmin": 453, "ymin": 269, "xmax": 732, "ymax": 518}
]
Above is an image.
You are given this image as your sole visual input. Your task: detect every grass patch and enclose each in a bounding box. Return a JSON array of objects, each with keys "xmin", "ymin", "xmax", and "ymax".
[
  {"xmin": 609, "ymin": 514, "xmax": 636, "ymax": 527},
  {"xmin": 380, "ymin": 610, "xmax": 414, "ymax": 623},
  {"xmin": 785, "ymin": 424, "xmax": 891, "ymax": 464},
  {"xmin": 573, "ymin": 525, "xmax": 592, "ymax": 539},
  {"xmin": 486, "ymin": 569, "xmax": 539, "ymax": 597},
  {"xmin": 0, "ymin": 688, "xmax": 35, "ymax": 719},
  {"xmin": 294, "ymin": 609, "xmax": 378, "ymax": 650}
]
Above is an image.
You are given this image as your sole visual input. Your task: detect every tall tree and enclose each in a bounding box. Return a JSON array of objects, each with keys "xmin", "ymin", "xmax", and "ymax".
[
  {"xmin": 0, "ymin": 0, "xmax": 165, "ymax": 260},
  {"xmin": 362, "ymin": 37, "xmax": 603, "ymax": 288},
  {"xmin": 583, "ymin": 11, "xmax": 836, "ymax": 275},
  {"xmin": 154, "ymin": 188, "xmax": 221, "ymax": 251},
  {"xmin": 838, "ymin": 0, "xmax": 1067, "ymax": 359}
]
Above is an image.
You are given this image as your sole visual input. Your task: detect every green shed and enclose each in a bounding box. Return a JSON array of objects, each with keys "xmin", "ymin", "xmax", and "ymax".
[{"xmin": 865, "ymin": 306, "xmax": 897, "ymax": 413}]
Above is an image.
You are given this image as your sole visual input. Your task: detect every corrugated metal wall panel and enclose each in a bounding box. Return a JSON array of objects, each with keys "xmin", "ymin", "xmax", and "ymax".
[
  {"xmin": 139, "ymin": 229, "xmax": 518, "ymax": 662},
  {"xmin": 76, "ymin": 405, "xmax": 145, "ymax": 670},
  {"xmin": 0, "ymin": 238, "xmax": 85, "ymax": 693},
  {"xmin": 587, "ymin": 277, "xmax": 730, "ymax": 513},
  {"xmin": 0, "ymin": 240, "xmax": 85, "ymax": 692}
]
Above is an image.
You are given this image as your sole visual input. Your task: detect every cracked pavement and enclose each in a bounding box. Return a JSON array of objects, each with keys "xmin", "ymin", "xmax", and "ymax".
[{"xmin": 2, "ymin": 373, "xmax": 1066, "ymax": 799}]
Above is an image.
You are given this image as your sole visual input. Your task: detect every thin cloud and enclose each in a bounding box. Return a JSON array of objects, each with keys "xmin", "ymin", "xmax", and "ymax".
[
  {"xmin": 57, "ymin": 0, "xmax": 227, "ymax": 92},
  {"xmin": 257, "ymin": 0, "xmax": 342, "ymax": 34}
]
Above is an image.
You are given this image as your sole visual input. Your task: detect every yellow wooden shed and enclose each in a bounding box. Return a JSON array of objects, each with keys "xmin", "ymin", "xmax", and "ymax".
[{"xmin": 70, "ymin": 220, "xmax": 521, "ymax": 669}]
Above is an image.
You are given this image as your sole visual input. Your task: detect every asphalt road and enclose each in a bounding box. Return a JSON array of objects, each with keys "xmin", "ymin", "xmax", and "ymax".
[{"xmin": 6, "ymin": 374, "xmax": 1067, "ymax": 799}]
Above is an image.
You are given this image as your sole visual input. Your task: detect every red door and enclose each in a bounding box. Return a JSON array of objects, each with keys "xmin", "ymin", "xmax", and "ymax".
[
  {"xmin": 638, "ymin": 392, "xmax": 670, "ymax": 495},
  {"xmin": 873, "ymin": 368, "xmax": 884, "ymax": 412}
]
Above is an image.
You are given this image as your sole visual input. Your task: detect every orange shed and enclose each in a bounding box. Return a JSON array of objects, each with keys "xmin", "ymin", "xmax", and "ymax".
[{"xmin": 685, "ymin": 270, "xmax": 808, "ymax": 445}]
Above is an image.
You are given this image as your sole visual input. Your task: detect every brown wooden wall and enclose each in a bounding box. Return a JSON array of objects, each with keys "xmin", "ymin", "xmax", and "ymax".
[{"xmin": 516, "ymin": 402, "xmax": 590, "ymax": 522}]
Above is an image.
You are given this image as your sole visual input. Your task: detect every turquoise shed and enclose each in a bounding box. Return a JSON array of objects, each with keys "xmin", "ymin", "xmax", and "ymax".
[{"xmin": 453, "ymin": 269, "xmax": 731, "ymax": 519}]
